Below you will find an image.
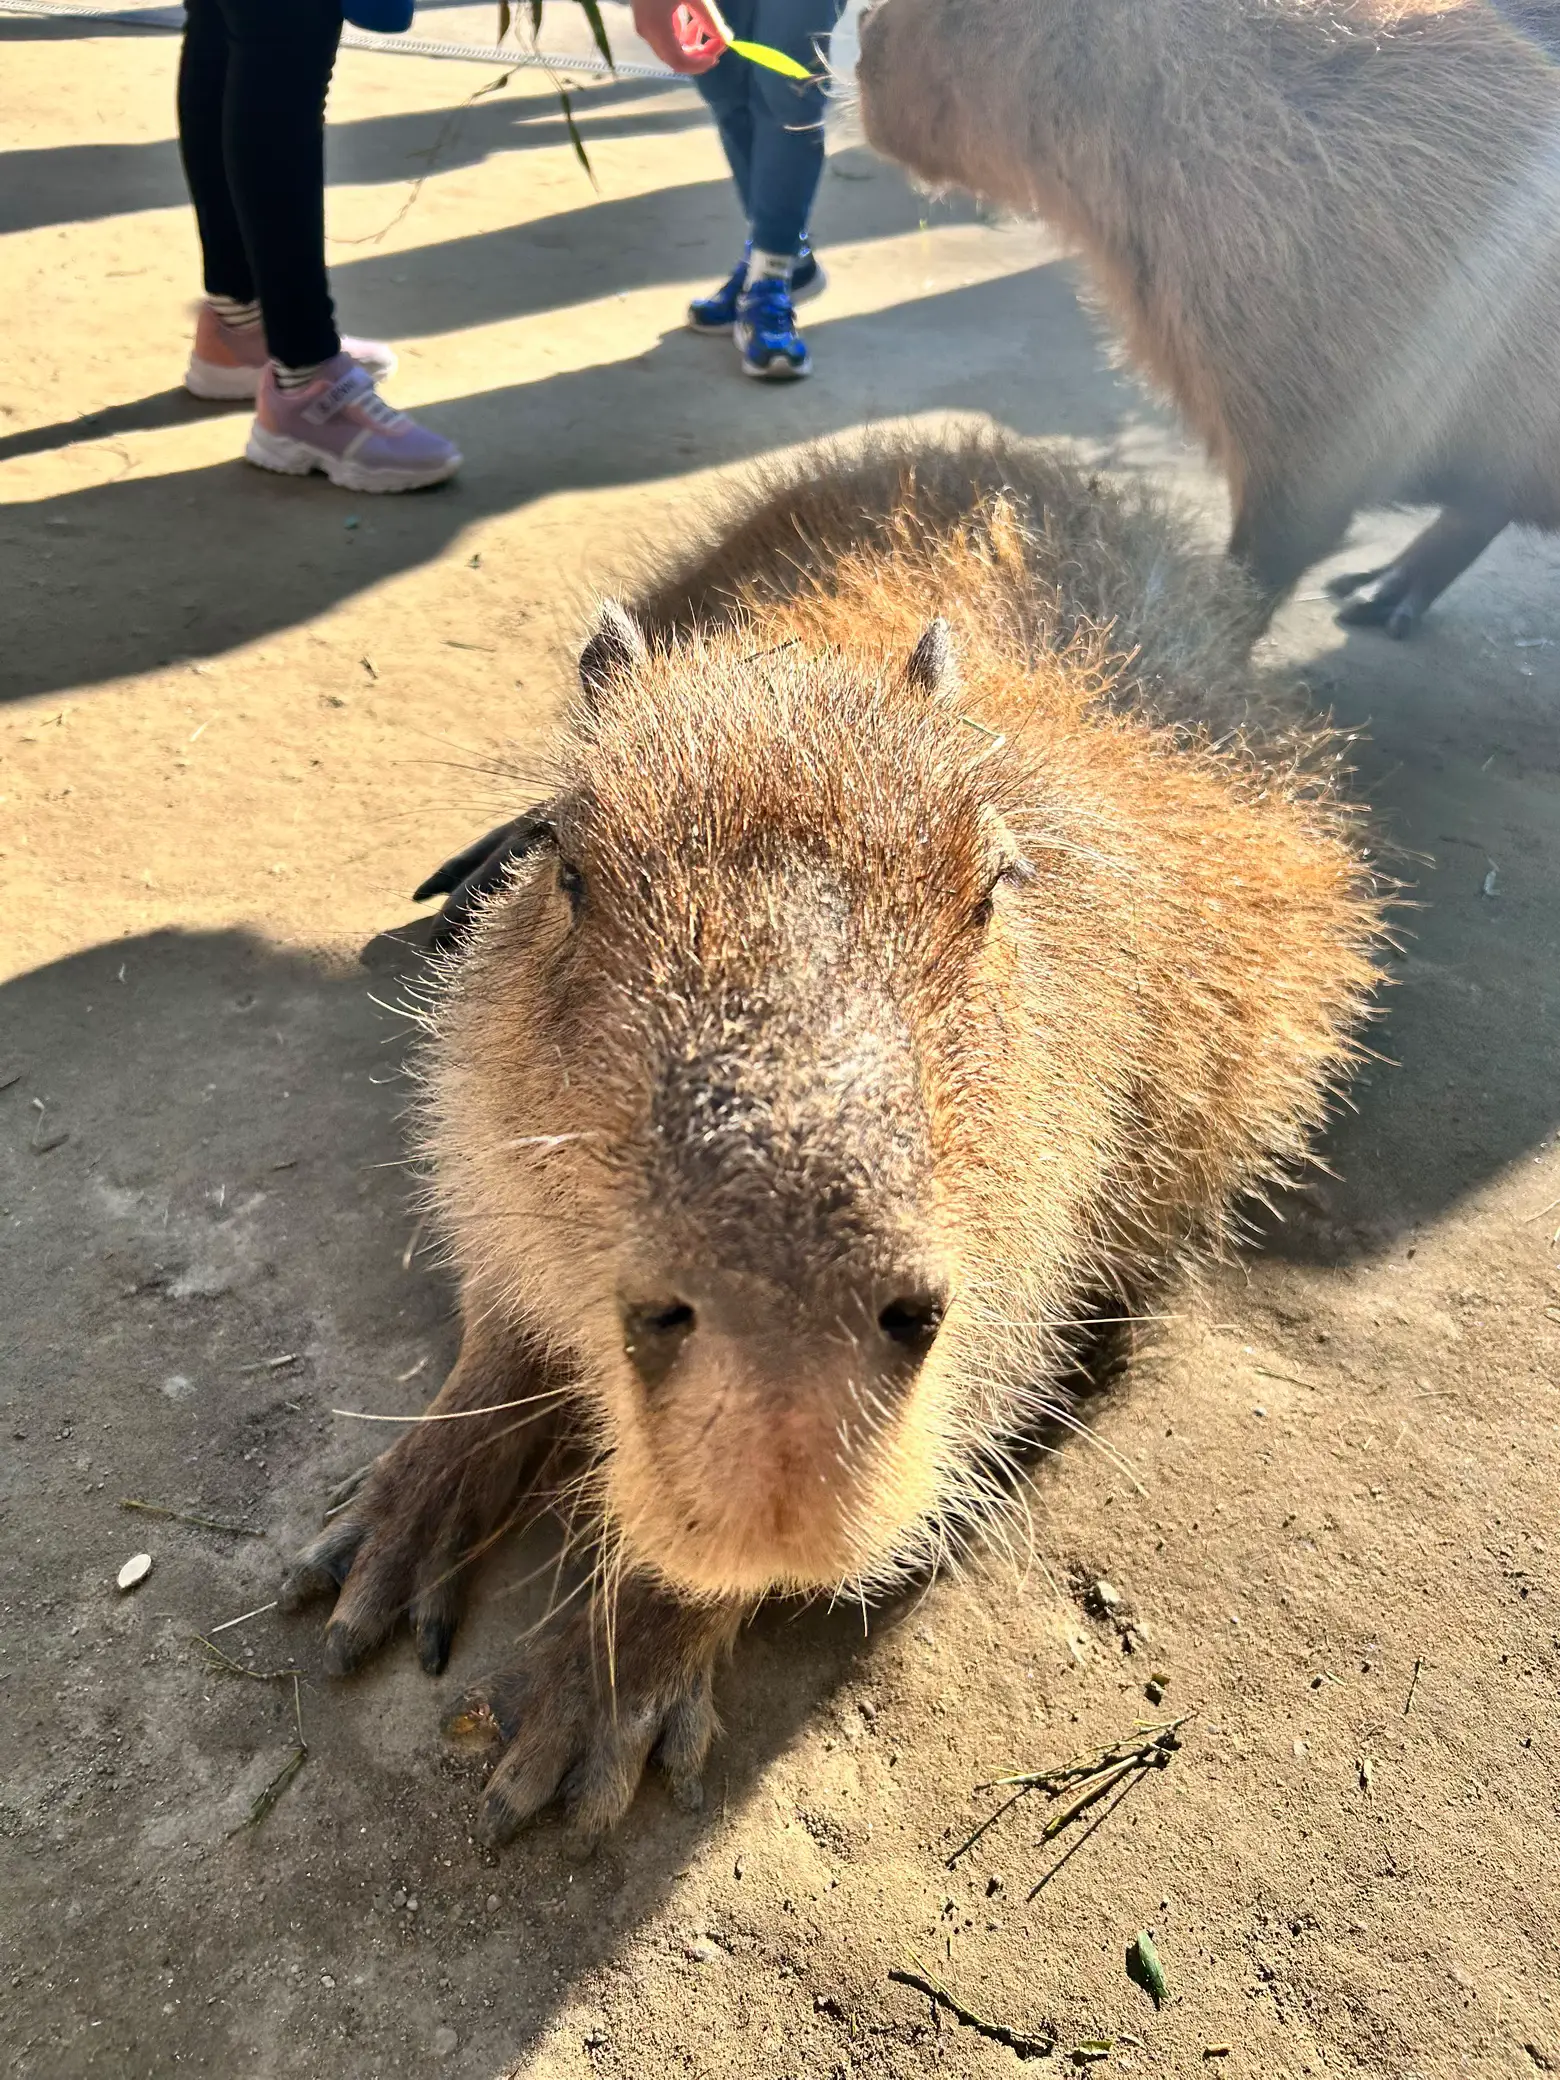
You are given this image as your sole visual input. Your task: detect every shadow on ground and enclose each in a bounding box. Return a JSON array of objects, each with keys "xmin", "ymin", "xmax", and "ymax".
[
  {"xmin": 0, "ymin": 76, "xmax": 697, "ymax": 238},
  {"xmin": 2, "ymin": 257, "xmax": 1113, "ymax": 704},
  {"xmin": 1255, "ymin": 572, "xmax": 1560, "ymax": 1262},
  {"xmin": 0, "ymin": 925, "xmax": 894, "ymax": 2077}
]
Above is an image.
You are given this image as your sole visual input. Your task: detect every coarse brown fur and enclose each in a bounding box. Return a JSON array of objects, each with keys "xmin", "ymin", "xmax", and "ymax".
[
  {"xmin": 854, "ymin": 0, "xmax": 1560, "ymax": 632},
  {"xmin": 284, "ymin": 432, "xmax": 1386, "ymax": 1842}
]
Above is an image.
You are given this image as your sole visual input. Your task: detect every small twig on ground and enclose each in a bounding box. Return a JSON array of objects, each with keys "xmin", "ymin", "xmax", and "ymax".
[
  {"xmin": 238, "ymin": 1738, "xmax": 307, "ymax": 1831},
  {"xmin": 1251, "ymin": 1366, "xmax": 1318, "ymax": 1391},
  {"xmin": 121, "ymin": 1498, "xmax": 262, "ymax": 1537},
  {"xmin": 1026, "ymin": 1768, "xmax": 1147, "ymax": 1899},
  {"xmin": 889, "ymin": 1959, "xmax": 1054, "ymax": 2060},
  {"xmin": 193, "ymin": 1635, "xmax": 310, "ymax": 1831},
  {"xmin": 950, "ymin": 1716, "xmax": 1193, "ymax": 1881},
  {"xmin": 236, "ymin": 1353, "xmax": 301, "ymax": 1374},
  {"xmin": 1403, "ymin": 1656, "xmax": 1424, "ymax": 1715},
  {"xmin": 208, "ymin": 1600, "xmax": 280, "ymax": 1637},
  {"xmin": 193, "ymin": 1634, "xmax": 299, "ymax": 1683}
]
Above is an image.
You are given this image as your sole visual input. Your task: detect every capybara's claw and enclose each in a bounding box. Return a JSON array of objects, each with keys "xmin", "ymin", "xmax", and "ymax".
[
  {"xmin": 279, "ymin": 1328, "xmax": 565, "ymax": 1675},
  {"xmin": 1332, "ymin": 564, "xmax": 1419, "ymax": 637},
  {"xmin": 414, "ymin": 803, "xmax": 560, "ymax": 951},
  {"xmin": 277, "ymin": 1518, "xmax": 368, "ymax": 1612},
  {"xmin": 1324, "ymin": 564, "xmax": 1391, "ymax": 602},
  {"xmin": 450, "ymin": 1583, "xmax": 738, "ymax": 1848}
]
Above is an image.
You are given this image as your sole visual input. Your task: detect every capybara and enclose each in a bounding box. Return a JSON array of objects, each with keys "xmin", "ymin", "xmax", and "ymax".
[
  {"xmin": 854, "ymin": 0, "xmax": 1560, "ymax": 637},
  {"xmin": 282, "ymin": 434, "xmax": 1384, "ymax": 1843}
]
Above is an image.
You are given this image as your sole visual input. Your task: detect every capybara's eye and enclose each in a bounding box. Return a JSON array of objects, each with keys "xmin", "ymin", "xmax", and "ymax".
[
  {"xmin": 970, "ymin": 881, "xmax": 999, "ymax": 931},
  {"xmin": 557, "ymin": 860, "xmax": 586, "ymax": 918}
]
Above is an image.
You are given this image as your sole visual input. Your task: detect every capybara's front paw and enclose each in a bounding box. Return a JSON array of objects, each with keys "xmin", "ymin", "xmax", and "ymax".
[
  {"xmin": 445, "ymin": 1578, "xmax": 745, "ymax": 1848},
  {"xmin": 280, "ymin": 1448, "xmax": 487, "ymax": 1677},
  {"xmin": 412, "ymin": 804, "xmax": 559, "ymax": 950},
  {"xmin": 279, "ymin": 1326, "xmax": 567, "ymax": 1676}
]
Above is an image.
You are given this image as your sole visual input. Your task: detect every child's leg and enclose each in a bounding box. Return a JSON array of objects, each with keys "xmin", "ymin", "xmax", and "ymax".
[
  {"xmin": 743, "ymin": 0, "xmax": 846, "ymax": 265},
  {"xmin": 692, "ymin": 41, "xmax": 759, "ymax": 221},
  {"xmin": 219, "ymin": 0, "xmax": 346, "ymax": 371},
  {"xmin": 177, "ymin": 0, "xmax": 253, "ymax": 305}
]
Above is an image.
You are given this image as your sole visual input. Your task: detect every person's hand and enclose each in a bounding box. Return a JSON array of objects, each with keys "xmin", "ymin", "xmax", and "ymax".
[{"xmin": 631, "ymin": 0, "xmax": 727, "ymax": 74}]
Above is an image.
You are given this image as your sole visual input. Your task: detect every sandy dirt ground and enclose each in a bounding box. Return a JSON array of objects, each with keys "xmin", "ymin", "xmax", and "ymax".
[{"xmin": 2, "ymin": 7, "xmax": 1558, "ymax": 2078}]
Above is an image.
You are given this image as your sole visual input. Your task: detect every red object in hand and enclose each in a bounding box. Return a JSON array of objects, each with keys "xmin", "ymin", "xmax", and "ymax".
[{"xmin": 632, "ymin": 0, "xmax": 727, "ymax": 74}]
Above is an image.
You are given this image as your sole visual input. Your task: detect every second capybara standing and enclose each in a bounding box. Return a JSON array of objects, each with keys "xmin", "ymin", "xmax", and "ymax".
[
  {"xmin": 284, "ymin": 434, "xmax": 1384, "ymax": 1843},
  {"xmin": 855, "ymin": 0, "xmax": 1560, "ymax": 636}
]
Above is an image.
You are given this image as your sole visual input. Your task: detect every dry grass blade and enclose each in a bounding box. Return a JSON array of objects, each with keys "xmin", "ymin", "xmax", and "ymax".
[
  {"xmin": 121, "ymin": 1498, "xmax": 262, "ymax": 1537},
  {"xmin": 194, "ymin": 1637, "xmax": 310, "ymax": 1832},
  {"xmin": 949, "ymin": 1715, "xmax": 1193, "ymax": 1873},
  {"xmin": 889, "ymin": 1957, "xmax": 1054, "ymax": 2060},
  {"xmin": 236, "ymin": 1741, "xmax": 307, "ymax": 1832}
]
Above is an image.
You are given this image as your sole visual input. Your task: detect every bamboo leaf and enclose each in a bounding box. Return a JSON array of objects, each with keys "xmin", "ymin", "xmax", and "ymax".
[
  {"xmin": 577, "ymin": 0, "xmax": 616, "ymax": 71},
  {"xmin": 558, "ymin": 89, "xmax": 597, "ymax": 186}
]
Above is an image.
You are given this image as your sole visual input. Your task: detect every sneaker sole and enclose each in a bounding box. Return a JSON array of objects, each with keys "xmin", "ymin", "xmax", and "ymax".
[
  {"xmin": 733, "ymin": 323, "xmax": 812, "ymax": 381},
  {"xmin": 739, "ymin": 353, "xmax": 812, "ymax": 381},
  {"xmin": 186, "ymin": 356, "xmax": 262, "ymax": 402},
  {"xmin": 686, "ymin": 259, "xmax": 828, "ymax": 338},
  {"xmin": 244, "ymin": 426, "xmax": 461, "ymax": 494}
]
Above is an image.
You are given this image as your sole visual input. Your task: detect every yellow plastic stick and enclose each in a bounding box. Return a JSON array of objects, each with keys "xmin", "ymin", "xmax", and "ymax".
[{"xmin": 699, "ymin": 0, "xmax": 816, "ymax": 78}]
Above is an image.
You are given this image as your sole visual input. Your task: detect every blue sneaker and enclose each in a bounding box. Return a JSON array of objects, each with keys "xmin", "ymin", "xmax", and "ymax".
[
  {"xmin": 687, "ymin": 247, "xmax": 825, "ymax": 336},
  {"xmin": 734, "ymin": 274, "xmax": 812, "ymax": 380}
]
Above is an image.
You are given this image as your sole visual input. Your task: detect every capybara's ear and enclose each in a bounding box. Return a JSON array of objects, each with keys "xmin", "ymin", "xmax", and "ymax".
[
  {"xmin": 579, "ymin": 599, "xmax": 648, "ymax": 706},
  {"xmin": 905, "ymin": 616, "xmax": 958, "ymax": 698}
]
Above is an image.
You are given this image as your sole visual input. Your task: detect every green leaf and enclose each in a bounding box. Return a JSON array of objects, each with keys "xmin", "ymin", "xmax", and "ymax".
[
  {"xmin": 1127, "ymin": 1930, "xmax": 1169, "ymax": 2009},
  {"xmin": 558, "ymin": 88, "xmax": 598, "ymax": 186},
  {"xmin": 576, "ymin": 0, "xmax": 616, "ymax": 71}
]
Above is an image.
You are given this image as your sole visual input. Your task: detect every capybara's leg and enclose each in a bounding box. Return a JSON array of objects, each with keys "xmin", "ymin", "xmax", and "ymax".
[
  {"xmin": 1328, "ymin": 507, "xmax": 1509, "ymax": 639},
  {"xmin": 412, "ymin": 802, "xmax": 558, "ymax": 949},
  {"xmin": 280, "ymin": 1312, "xmax": 571, "ymax": 1676},
  {"xmin": 445, "ymin": 1575, "xmax": 746, "ymax": 1848},
  {"xmin": 1228, "ymin": 486, "xmax": 1354, "ymax": 621}
]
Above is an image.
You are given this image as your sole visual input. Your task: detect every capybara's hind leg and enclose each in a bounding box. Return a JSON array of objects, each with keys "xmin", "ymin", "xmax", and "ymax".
[
  {"xmin": 280, "ymin": 1313, "xmax": 571, "ymax": 1676},
  {"xmin": 445, "ymin": 1575, "xmax": 745, "ymax": 1849},
  {"xmin": 1228, "ymin": 486, "xmax": 1354, "ymax": 623},
  {"xmin": 1328, "ymin": 507, "xmax": 1509, "ymax": 638}
]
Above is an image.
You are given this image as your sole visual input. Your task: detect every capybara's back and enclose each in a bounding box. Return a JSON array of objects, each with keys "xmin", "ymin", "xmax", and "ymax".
[
  {"xmin": 856, "ymin": 0, "xmax": 1560, "ymax": 633},
  {"xmin": 287, "ymin": 433, "xmax": 1386, "ymax": 1845}
]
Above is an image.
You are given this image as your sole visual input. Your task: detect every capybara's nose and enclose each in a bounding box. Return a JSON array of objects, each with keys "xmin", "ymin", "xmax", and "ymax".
[
  {"xmin": 621, "ymin": 1296, "xmax": 697, "ymax": 1392},
  {"xmin": 874, "ymin": 1284, "xmax": 947, "ymax": 1367},
  {"xmin": 621, "ymin": 1271, "xmax": 948, "ymax": 1391}
]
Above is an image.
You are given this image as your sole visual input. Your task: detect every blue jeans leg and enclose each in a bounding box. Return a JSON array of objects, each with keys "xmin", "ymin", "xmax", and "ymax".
[{"xmin": 692, "ymin": 0, "xmax": 846, "ymax": 258}]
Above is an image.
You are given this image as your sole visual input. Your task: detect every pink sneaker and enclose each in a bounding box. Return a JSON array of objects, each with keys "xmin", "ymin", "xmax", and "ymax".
[
  {"xmin": 184, "ymin": 302, "xmax": 397, "ymax": 401},
  {"xmin": 244, "ymin": 354, "xmax": 461, "ymax": 494}
]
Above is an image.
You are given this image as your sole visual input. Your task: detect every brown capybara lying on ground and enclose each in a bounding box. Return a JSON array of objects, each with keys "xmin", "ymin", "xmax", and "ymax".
[
  {"xmin": 855, "ymin": 0, "xmax": 1560, "ymax": 638},
  {"xmin": 282, "ymin": 434, "xmax": 1385, "ymax": 1843}
]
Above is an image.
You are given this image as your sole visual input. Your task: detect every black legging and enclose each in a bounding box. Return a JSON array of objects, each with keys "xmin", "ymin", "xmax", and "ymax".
[{"xmin": 177, "ymin": 0, "xmax": 345, "ymax": 368}]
